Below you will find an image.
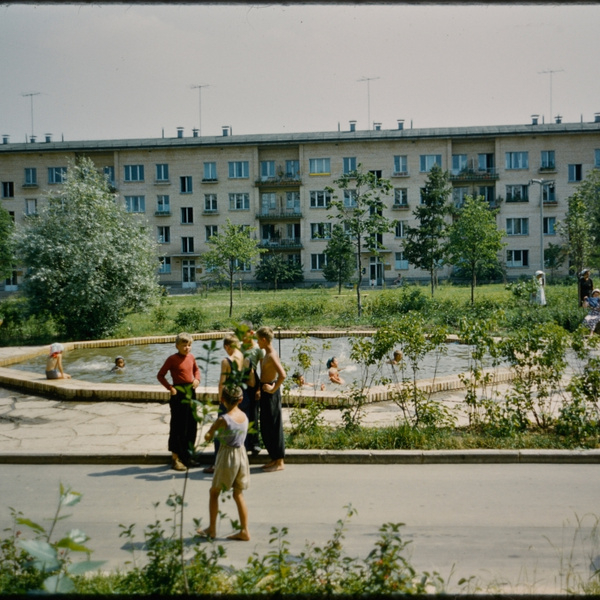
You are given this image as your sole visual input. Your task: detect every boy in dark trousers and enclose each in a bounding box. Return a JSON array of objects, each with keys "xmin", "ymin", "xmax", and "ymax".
[{"xmin": 157, "ymin": 332, "xmax": 201, "ymax": 471}]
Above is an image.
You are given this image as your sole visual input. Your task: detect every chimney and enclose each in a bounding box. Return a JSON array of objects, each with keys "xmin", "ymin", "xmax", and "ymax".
[
  {"xmin": 222, "ymin": 126, "xmax": 231, "ymax": 136},
  {"xmin": 177, "ymin": 127, "xmax": 184, "ymax": 138},
  {"xmin": 554, "ymin": 115, "xmax": 562, "ymax": 124},
  {"xmin": 2, "ymin": 135, "xmax": 9, "ymax": 144},
  {"xmin": 531, "ymin": 114, "xmax": 539, "ymax": 125},
  {"xmin": 594, "ymin": 113, "xmax": 600, "ymax": 123},
  {"xmin": 192, "ymin": 128, "xmax": 199, "ymax": 137},
  {"xmin": 29, "ymin": 135, "xmax": 36, "ymax": 143},
  {"xmin": 373, "ymin": 122, "xmax": 381, "ymax": 131},
  {"xmin": 397, "ymin": 119, "xmax": 404, "ymax": 130},
  {"xmin": 45, "ymin": 133, "xmax": 52, "ymax": 143},
  {"xmin": 349, "ymin": 120, "xmax": 356, "ymax": 132}
]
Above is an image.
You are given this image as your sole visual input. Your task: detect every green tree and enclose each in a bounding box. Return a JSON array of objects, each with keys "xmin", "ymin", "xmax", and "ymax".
[
  {"xmin": 0, "ymin": 204, "xmax": 15, "ymax": 280},
  {"xmin": 326, "ymin": 166, "xmax": 394, "ymax": 317},
  {"xmin": 446, "ymin": 195, "xmax": 505, "ymax": 303},
  {"xmin": 255, "ymin": 253, "xmax": 304, "ymax": 291},
  {"xmin": 13, "ymin": 157, "xmax": 159, "ymax": 340},
  {"xmin": 323, "ymin": 223, "xmax": 355, "ymax": 294},
  {"xmin": 557, "ymin": 190, "xmax": 594, "ymax": 276},
  {"xmin": 403, "ymin": 164, "xmax": 453, "ymax": 297},
  {"xmin": 201, "ymin": 219, "xmax": 263, "ymax": 317},
  {"xmin": 570, "ymin": 168, "xmax": 600, "ymax": 269},
  {"xmin": 544, "ymin": 242, "xmax": 566, "ymax": 279}
]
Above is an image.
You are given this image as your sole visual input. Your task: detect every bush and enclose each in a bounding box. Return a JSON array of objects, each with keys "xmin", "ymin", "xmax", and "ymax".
[{"xmin": 173, "ymin": 307, "xmax": 206, "ymax": 332}]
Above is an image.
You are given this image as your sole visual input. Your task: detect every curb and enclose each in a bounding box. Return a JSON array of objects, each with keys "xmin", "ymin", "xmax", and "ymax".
[{"xmin": 1, "ymin": 449, "xmax": 600, "ymax": 465}]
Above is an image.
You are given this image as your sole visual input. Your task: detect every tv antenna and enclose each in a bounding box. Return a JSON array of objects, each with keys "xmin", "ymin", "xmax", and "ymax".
[
  {"xmin": 21, "ymin": 91, "xmax": 41, "ymax": 138},
  {"xmin": 190, "ymin": 83, "xmax": 211, "ymax": 137},
  {"xmin": 357, "ymin": 76, "xmax": 380, "ymax": 129},
  {"xmin": 539, "ymin": 69, "xmax": 564, "ymax": 122}
]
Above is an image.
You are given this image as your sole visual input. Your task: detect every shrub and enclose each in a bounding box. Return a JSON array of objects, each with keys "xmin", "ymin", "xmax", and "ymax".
[{"xmin": 173, "ymin": 307, "xmax": 206, "ymax": 332}]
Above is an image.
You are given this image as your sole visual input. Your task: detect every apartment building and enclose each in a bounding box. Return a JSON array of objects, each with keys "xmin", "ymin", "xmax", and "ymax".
[{"xmin": 1, "ymin": 115, "xmax": 600, "ymax": 292}]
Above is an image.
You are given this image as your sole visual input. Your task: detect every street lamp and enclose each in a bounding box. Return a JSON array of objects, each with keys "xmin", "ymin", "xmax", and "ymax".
[{"xmin": 529, "ymin": 178, "xmax": 555, "ymax": 272}]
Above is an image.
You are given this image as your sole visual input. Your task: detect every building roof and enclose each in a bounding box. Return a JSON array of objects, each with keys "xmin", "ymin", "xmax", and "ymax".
[{"xmin": 2, "ymin": 120, "xmax": 600, "ymax": 154}]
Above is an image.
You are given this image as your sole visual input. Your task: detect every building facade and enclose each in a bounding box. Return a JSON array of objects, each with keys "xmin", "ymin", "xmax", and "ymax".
[{"xmin": 1, "ymin": 116, "xmax": 600, "ymax": 292}]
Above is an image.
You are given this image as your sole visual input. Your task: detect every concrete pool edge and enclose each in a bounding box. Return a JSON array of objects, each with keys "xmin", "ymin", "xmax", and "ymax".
[{"xmin": 0, "ymin": 332, "xmax": 516, "ymax": 405}]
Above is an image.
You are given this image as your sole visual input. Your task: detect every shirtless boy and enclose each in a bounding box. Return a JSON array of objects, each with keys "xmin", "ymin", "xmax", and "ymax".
[{"xmin": 256, "ymin": 326, "xmax": 286, "ymax": 472}]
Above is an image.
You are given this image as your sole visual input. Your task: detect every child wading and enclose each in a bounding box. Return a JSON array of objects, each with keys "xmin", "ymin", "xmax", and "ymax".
[
  {"xmin": 197, "ymin": 385, "xmax": 250, "ymax": 541},
  {"xmin": 157, "ymin": 332, "xmax": 201, "ymax": 471}
]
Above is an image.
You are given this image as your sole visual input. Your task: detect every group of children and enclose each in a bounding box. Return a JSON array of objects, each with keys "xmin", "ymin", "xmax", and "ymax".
[{"xmin": 156, "ymin": 326, "xmax": 286, "ymax": 542}]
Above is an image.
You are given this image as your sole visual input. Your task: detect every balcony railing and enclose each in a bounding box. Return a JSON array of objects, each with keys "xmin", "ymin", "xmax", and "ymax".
[
  {"xmin": 538, "ymin": 164, "xmax": 557, "ymax": 173},
  {"xmin": 155, "ymin": 210, "xmax": 171, "ymax": 217},
  {"xmin": 391, "ymin": 171, "xmax": 409, "ymax": 178},
  {"xmin": 256, "ymin": 209, "xmax": 303, "ymax": 220},
  {"xmin": 392, "ymin": 203, "xmax": 410, "ymax": 210},
  {"xmin": 258, "ymin": 237, "xmax": 303, "ymax": 250},
  {"xmin": 203, "ymin": 209, "xmax": 219, "ymax": 216},
  {"xmin": 255, "ymin": 175, "xmax": 302, "ymax": 187},
  {"xmin": 449, "ymin": 168, "xmax": 499, "ymax": 182}
]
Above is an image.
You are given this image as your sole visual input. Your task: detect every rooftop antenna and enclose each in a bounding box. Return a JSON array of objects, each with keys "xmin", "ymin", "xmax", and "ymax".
[
  {"xmin": 190, "ymin": 83, "xmax": 211, "ymax": 137},
  {"xmin": 21, "ymin": 91, "xmax": 41, "ymax": 139},
  {"xmin": 539, "ymin": 69, "xmax": 564, "ymax": 123},
  {"xmin": 357, "ymin": 76, "xmax": 380, "ymax": 129}
]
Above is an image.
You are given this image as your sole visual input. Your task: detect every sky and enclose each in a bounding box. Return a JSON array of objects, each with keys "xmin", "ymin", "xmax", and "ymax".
[{"xmin": 1, "ymin": 2, "xmax": 600, "ymax": 143}]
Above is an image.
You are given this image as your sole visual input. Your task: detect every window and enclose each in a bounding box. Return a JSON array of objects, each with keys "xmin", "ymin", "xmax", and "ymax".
[
  {"xmin": 1, "ymin": 182, "xmax": 14, "ymax": 198},
  {"xmin": 479, "ymin": 186, "xmax": 495, "ymax": 204},
  {"xmin": 125, "ymin": 196, "xmax": 145, "ymax": 213},
  {"xmin": 124, "ymin": 165, "xmax": 144, "ymax": 182},
  {"xmin": 395, "ymin": 220, "xmax": 408, "ymax": 238},
  {"xmin": 157, "ymin": 226, "xmax": 170, "ymax": 244},
  {"xmin": 543, "ymin": 216, "xmax": 556, "ymax": 235},
  {"xmin": 181, "ymin": 207, "xmax": 194, "ymax": 224},
  {"xmin": 393, "ymin": 155, "xmax": 408, "ymax": 175},
  {"xmin": 478, "ymin": 153, "xmax": 495, "ymax": 173},
  {"xmin": 595, "ymin": 149, "xmax": 600, "ymax": 168},
  {"xmin": 48, "ymin": 167, "xmax": 67, "ymax": 184},
  {"xmin": 452, "ymin": 154, "xmax": 467, "ymax": 175},
  {"xmin": 260, "ymin": 161, "xmax": 275, "ymax": 180},
  {"xmin": 542, "ymin": 184, "xmax": 556, "ymax": 203},
  {"xmin": 505, "ymin": 152, "xmax": 528, "ymax": 170},
  {"xmin": 157, "ymin": 195, "xmax": 170, "ymax": 214},
  {"xmin": 309, "ymin": 158, "xmax": 330, "ymax": 175},
  {"xmin": 343, "ymin": 157, "xmax": 357, "ymax": 174},
  {"xmin": 103, "ymin": 166, "xmax": 115, "ymax": 187},
  {"xmin": 233, "ymin": 258, "xmax": 251, "ymax": 272},
  {"xmin": 394, "ymin": 188, "xmax": 408, "ymax": 207},
  {"xmin": 311, "ymin": 253, "xmax": 327, "ymax": 270},
  {"xmin": 181, "ymin": 237, "xmax": 195, "ymax": 254},
  {"xmin": 568, "ymin": 164, "xmax": 583, "ymax": 182},
  {"xmin": 506, "ymin": 185, "xmax": 529, "ymax": 202},
  {"xmin": 205, "ymin": 225, "xmax": 218, "ymax": 241},
  {"xmin": 453, "ymin": 187, "xmax": 470, "ymax": 208},
  {"xmin": 229, "ymin": 193, "xmax": 250, "ymax": 210},
  {"xmin": 180, "ymin": 176, "xmax": 192, "ymax": 193},
  {"xmin": 159, "ymin": 256, "xmax": 171, "ymax": 274},
  {"xmin": 286, "ymin": 191, "xmax": 300, "ymax": 212},
  {"xmin": 343, "ymin": 190, "xmax": 357, "ymax": 207},
  {"xmin": 204, "ymin": 194, "xmax": 217, "ymax": 212},
  {"xmin": 155, "ymin": 164, "xmax": 169, "ymax": 182},
  {"xmin": 203, "ymin": 162, "xmax": 217, "ymax": 181},
  {"xmin": 541, "ymin": 151, "xmax": 555, "ymax": 170},
  {"xmin": 286, "ymin": 160, "xmax": 300, "ymax": 178},
  {"xmin": 228, "ymin": 161, "xmax": 249, "ymax": 179},
  {"xmin": 419, "ymin": 154, "xmax": 441, "ymax": 172},
  {"xmin": 395, "ymin": 251, "xmax": 409, "ymax": 270},
  {"xmin": 506, "ymin": 217, "xmax": 529, "ymax": 236},
  {"xmin": 506, "ymin": 249, "xmax": 529, "ymax": 268},
  {"xmin": 24, "ymin": 168, "xmax": 37, "ymax": 186},
  {"xmin": 310, "ymin": 190, "xmax": 331, "ymax": 208},
  {"xmin": 310, "ymin": 222, "xmax": 332, "ymax": 239},
  {"xmin": 25, "ymin": 198, "xmax": 37, "ymax": 215}
]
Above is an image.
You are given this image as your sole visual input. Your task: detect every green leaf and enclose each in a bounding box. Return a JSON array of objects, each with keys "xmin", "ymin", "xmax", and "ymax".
[
  {"xmin": 16, "ymin": 516, "xmax": 46, "ymax": 534},
  {"xmin": 56, "ymin": 537, "xmax": 93, "ymax": 553},
  {"xmin": 67, "ymin": 560, "xmax": 106, "ymax": 575},
  {"xmin": 18, "ymin": 539, "xmax": 61, "ymax": 572},
  {"xmin": 43, "ymin": 573, "xmax": 76, "ymax": 593}
]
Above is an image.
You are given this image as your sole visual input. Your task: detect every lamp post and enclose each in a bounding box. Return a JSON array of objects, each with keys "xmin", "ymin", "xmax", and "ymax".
[{"xmin": 529, "ymin": 178, "xmax": 555, "ymax": 272}]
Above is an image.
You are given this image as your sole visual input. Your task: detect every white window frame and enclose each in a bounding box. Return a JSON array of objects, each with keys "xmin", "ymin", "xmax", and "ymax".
[
  {"xmin": 229, "ymin": 193, "xmax": 250, "ymax": 210},
  {"xmin": 181, "ymin": 206, "xmax": 194, "ymax": 224},
  {"xmin": 159, "ymin": 256, "xmax": 171, "ymax": 274},
  {"xmin": 506, "ymin": 185, "xmax": 529, "ymax": 202},
  {"xmin": 156, "ymin": 164, "xmax": 169, "ymax": 182},
  {"xmin": 310, "ymin": 222, "xmax": 332, "ymax": 239},
  {"xmin": 506, "ymin": 249, "xmax": 529, "ymax": 268},
  {"xmin": 541, "ymin": 150, "xmax": 555, "ymax": 169},
  {"xmin": 311, "ymin": 253, "xmax": 327, "ymax": 270},
  {"xmin": 286, "ymin": 160, "xmax": 300, "ymax": 178},
  {"xmin": 180, "ymin": 176, "xmax": 193, "ymax": 193},
  {"xmin": 568, "ymin": 164, "xmax": 583, "ymax": 182},
  {"xmin": 451, "ymin": 154, "xmax": 468, "ymax": 175},
  {"xmin": 310, "ymin": 190, "xmax": 331, "ymax": 208},
  {"xmin": 2, "ymin": 181, "xmax": 14, "ymax": 198},
  {"xmin": 204, "ymin": 194, "xmax": 217, "ymax": 212},
  {"xmin": 48, "ymin": 166, "xmax": 67, "ymax": 184},
  {"xmin": 125, "ymin": 195, "xmax": 145, "ymax": 213},
  {"xmin": 506, "ymin": 217, "xmax": 529, "ymax": 236},
  {"xmin": 205, "ymin": 225, "xmax": 218, "ymax": 241},
  {"xmin": 228, "ymin": 161, "xmax": 249, "ymax": 179},
  {"xmin": 395, "ymin": 220, "xmax": 408, "ymax": 238},
  {"xmin": 505, "ymin": 152, "xmax": 529, "ymax": 170},
  {"xmin": 395, "ymin": 251, "xmax": 409, "ymax": 270},
  {"xmin": 203, "ymin": 162, "xmax": 217, "ymax": 181},
  {"xmin": 24, "ymin": 168, "xmax": 37, "ymax": 186},
  {"xmin": 394, "ymin": 188, "xmax": 408, "ymax": 207},
  {"xmin": 419, "ymin": 154, "xmax": 441, "ymax": 172},
  {"xmin": 543, "ymin": 216, "xmax": 556, "ymax": 235},
  {"xmin": 25, "ymin": 198, "xmax": 37, "ymax": 215},
  {"xmin": 393, "ymin": 155, "xmax": 408, "ymax": 175},
  {"xmin": 260, "ymin": 161, "xmax": 276, "ymax": 180},
  {"xmin": 124, "ymin": 164, "xmax": 144, "ymax": 182},
  {"xmin": 181, "ymin": 236, "xmax": 195, "ymax": 254},
  {"xmin": 343, "ymin": 157, "xmax": 357, "ymax": 174},
  {"xmin": 343, "ymin": 189, "xmax": 357, "ymax": 207},
  {"xmin": 157, "ymin": 195, "xmax": 170, "ymax": 214},
  {"xmin": 157, "ymin": 226, "xmax": 170, "ymax": 244},
  {"xmin": 309, "ymin": 158, "xmax": 331, "ymax": 175}
]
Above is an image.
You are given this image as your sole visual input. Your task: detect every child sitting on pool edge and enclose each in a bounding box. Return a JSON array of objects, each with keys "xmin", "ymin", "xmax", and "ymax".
[{"xmin": 45, "ymin": 343, "xmax": 71, "ymax": 380}]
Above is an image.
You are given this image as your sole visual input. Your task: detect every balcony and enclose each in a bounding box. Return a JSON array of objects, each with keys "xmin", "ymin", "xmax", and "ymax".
[
  {"xmin": 258, "ymin": 237, "xmax": 303, "ymax": 250},
  {"xmin": 392, "ymin": 203, "xmax": 410, "ymax": 211},
  {"xmin": 155, "ymin": 210, "xmax": 171, "ymax": 217},
  {"xmin": 203, "ymin": 209, "xmax": 219, "ymax": 216},
  {"xmin": 201, "ymin": 178, "xmax": 218, "ymax": 184},
  {"xmin": 255, "ymin": 174, "xmax": 302, "ymax": 188},
  {"xmin": 449, "ymin": 168, "xmax": 499, "ymax": 182},
  {"xmin": 256, "ymin": 209, "xmax": 303, "ymax": 220},
  {"xmin": 391, "ymin": 171, "xmax": 409, "ymax": 178},
  {"xmin": 538, "ymin": 164, "xmax": 557, "ymax": 174}
]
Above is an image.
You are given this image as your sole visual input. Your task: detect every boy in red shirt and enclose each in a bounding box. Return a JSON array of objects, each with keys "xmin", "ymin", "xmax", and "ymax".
[{"xmin": 157, "ymin": 332, "xmax": 201, "ymax": 471}]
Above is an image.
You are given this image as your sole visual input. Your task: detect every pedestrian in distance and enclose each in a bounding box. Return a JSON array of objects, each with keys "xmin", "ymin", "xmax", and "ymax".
[
  {"xmin": 157, "ymin": 332, "xmax": 201, "ymax": 471},
  {"xmin": 579, "ymin": 268, "xmax": 594, "ymax": 307}
]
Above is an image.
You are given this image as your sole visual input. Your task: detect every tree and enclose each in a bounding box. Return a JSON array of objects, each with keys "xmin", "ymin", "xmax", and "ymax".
[
  {"xmin": 13, "ymin": 156, "xmax": 160, "ymax": 340},
  {"xmin": 568, "ymin": 168, "xmax": 600, "ymax": 269},
  {"xmin": 0, "ymin": 204, "xmax": 14, "ymax": 280},
  {"xmin": 326, "ymin": 166, "xmax": 394, "ymax": 317},
  {"xmin": 446, "ymin": 195, "xmax": 505, "ymax": 303},
  {"xmin": 201, "ymin": 219, "xmax": 263, "ymax": 317},
  {"xmin": 255, "ymin": 253, "xmax": 304, "ymax": 291},
  {"xmin": 557, "ymin": 190, "xmax": 594, "ymax": 276},
  {"xmin": 544, "ymin": 243, "xmax": 566, "ymax": 279},
  {"xmin": 403, "ymin": 164, "xmax": 453, "ymax": 297},
  {"xmin": 323, "ymin": 224, "xmax": 355, "ymax": 294}
]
